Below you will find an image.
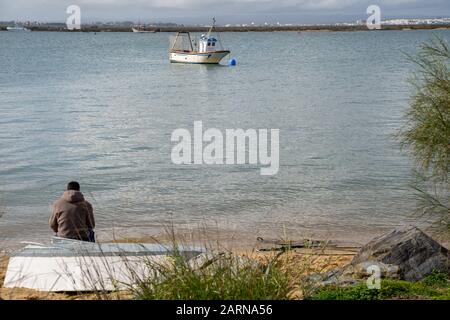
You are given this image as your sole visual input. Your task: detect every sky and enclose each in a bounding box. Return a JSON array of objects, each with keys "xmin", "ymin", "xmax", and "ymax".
[{"xmin": 0, "ymin": 0, "xmax": 449, "ymax": 24}]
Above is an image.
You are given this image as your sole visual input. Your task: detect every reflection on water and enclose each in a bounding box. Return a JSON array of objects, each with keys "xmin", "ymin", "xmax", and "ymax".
[{"xmin": 1, "ymin": 30, "xmax": 449, "ymax": 249}]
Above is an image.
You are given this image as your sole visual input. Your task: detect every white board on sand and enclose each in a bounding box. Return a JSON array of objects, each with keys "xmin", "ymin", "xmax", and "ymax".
[{"xmin": 3, "ymin": 237, "xmax": 204, "ymax": 292}]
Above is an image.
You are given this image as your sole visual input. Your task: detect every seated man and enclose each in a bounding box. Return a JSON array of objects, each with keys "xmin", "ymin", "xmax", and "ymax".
[{"xmin": 49, "ymin": 181, "xmax": 95, "ymax": 242}]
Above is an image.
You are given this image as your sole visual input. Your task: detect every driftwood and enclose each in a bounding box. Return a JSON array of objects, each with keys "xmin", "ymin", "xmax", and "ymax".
[
  {"xmin": 257, "ymin": 237, "xmax": 327, "ymax": 248},
  {"xmin": 256, "ymin": 237, "xmax": 360, "ymax": 252}
]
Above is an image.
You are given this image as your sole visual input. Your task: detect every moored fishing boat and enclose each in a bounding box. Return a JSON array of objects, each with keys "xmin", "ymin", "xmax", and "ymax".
[
  {"xmin": 6, "ymin": 25, "xmax": 30, "ymax": 32},
  {"xmin": 132, "ymin": 26, "xmax": 157, "ymax": 33},
  {"xmin": 169, "ymin": 18, "xmax": 230, "ymax": 64}
]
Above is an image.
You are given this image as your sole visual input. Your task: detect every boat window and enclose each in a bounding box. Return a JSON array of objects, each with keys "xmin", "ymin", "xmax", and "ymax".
[
  {"xmin": 212, "ymin": 42, "xmax": 216, "ymax": 46},
  {"xmin": 207, "ymin": 42, "xmax": 211, "ymax": 46}
]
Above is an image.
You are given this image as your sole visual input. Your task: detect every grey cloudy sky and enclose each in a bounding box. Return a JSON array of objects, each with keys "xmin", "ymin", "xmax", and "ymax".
[{"xmin": 0, "ymin": 0, "xmax": 449, "ymax": 24}]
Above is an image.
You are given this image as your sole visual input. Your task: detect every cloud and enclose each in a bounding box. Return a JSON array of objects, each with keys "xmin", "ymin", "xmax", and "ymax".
[
  {"xmin": 72, "ymin": 0, "xmax": 429, "ymax": 11},
  {"xmin": 0, "ymin": 0, "xmax": 448, "ymax": 23}
]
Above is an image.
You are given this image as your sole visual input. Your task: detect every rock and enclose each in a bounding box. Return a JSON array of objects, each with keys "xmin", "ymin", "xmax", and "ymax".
[
  {"xmin": 308, "ymin": 268, "xmax": 358, "ymax": 287},
  {"xmin": 351, "ymin": 226, "xmax": 450, "ymax": 281},
  {"xmin": 309, "ymin": 226, "xmax": 449, "ymax": 287},
  {"xmin": 340, "ymin": 261, "xmax": 401, "ymax": 281},
  {"xmin": 322, "ymin": 268, "xmax": 359, "ymax": 286},
  {"xmin": 310, "ymin": 262, "xmax": 400, "ymax": 287}
]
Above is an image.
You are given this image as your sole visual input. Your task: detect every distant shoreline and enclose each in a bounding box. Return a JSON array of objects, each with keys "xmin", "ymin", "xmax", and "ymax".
[{"xmin": 1, "ymin": 24, "xmax": 450, "ymax": 33}]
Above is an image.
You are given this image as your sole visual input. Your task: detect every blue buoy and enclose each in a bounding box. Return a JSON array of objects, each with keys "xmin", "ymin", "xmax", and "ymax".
[{"xmin": 228, "ymin": 58, "xmax": 237, "ymax": 66}]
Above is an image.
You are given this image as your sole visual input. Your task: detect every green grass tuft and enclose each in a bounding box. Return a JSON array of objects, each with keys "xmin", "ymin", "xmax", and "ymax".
[
  {"xmin": 306, "ymin": 272, "xmax": 450, "ymax": 300},
  {"xmin": 131, "ymin": 250, "xmax": 292, "ymax": 300}
]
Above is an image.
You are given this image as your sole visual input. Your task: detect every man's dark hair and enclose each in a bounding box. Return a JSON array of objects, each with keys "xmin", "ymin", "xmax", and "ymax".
[{"xmin": 67, "ymin": 181, "xmax": 81, "ymax": 191}]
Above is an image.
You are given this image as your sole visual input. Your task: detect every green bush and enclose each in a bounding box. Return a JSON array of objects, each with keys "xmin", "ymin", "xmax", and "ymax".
[
  {"xmin": 400, "ymin": 36, "xmax": 450, "ymax": 233},
  {"xmin": 401, "ymin": 36, "xmax": 450, "ymax": 182}
]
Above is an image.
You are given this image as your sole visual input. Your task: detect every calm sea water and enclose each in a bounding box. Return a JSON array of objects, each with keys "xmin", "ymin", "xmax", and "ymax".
[{"xmin": 1, "ymin": 30, "xmax": 449, "ymax": 249}]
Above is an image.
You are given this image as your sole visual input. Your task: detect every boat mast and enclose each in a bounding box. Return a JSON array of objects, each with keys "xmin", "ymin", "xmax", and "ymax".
[
  {"xmin": 206, "ymin": 17, "xmax": 215, "ymax": 38},
  {"xmin": 187, "ymin": 32, "xmax": 194, "ymax": 51}
]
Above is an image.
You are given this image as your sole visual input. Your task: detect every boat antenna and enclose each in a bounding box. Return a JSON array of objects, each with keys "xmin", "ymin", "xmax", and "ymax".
[
  {"xmin": 211, "ymin": 18, "xmax": 226, "ymax": 50},
  {"xmin": 207, "ymin": 17, "xmax": 215, "ymax": 38}
]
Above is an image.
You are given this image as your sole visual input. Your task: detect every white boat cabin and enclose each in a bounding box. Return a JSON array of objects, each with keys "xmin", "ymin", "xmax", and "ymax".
[{"xmin": 198, "ymin": 34, "xmax": 219, "ymax": 53}]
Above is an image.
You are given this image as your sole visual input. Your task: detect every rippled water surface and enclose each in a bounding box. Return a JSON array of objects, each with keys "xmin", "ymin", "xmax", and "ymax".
[{"xmin": 1, "ymin": 30, "xmax": 449, "ymax": 249}]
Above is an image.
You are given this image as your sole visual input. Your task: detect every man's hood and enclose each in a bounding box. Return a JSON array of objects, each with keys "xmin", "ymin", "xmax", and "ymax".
[{"xmin": 62, "ymin": 190, "xmax": 85, "ymax": 203}]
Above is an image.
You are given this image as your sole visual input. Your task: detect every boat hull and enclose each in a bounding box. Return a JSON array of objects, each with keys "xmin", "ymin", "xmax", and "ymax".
[
  {"xmin": 170, "ymin": 51, "xmax": 230, "ymax": 64},
  {"xmin": 3, "ymin": 238, "xmax": 204, "ymax": 291},
  {"xmin": 132, "ymin": 28, "xmax": 156, "ymax": 33},
  {"xmin": 6, "ymin": 27, "xmax": 30, "ymax": 32}
]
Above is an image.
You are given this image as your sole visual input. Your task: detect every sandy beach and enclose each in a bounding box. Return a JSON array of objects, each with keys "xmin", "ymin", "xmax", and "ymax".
[{"xmin": 0, "ymin": 244, "xmax": 357, "ymax": 300}]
